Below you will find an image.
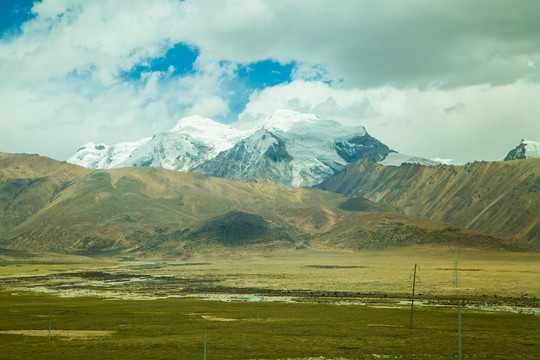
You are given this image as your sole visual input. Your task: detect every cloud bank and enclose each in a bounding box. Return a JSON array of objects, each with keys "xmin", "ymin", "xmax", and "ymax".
[{"xmin": 1, "ymin": 0, "xmax": 539, "ymax": 162}]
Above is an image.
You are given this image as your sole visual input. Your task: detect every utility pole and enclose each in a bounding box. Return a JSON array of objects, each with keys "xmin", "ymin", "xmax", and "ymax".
[
  {"xmin": 204, "ymin": 327, "xmax": 207, "ymax": 360},
  {"xmin": 451, "ymin": 247, "xmax": 461, "ymax": 288},
  {"xmin": 451, "ymin": 247, "xmax": 462, "ymax": 360},
  {"xmin": 458, "ymin": 300, "xmax": 462, "ymax": 360},
  {"xmin": 409, "ymin": 263, "xmax": 418, "ymax": 329},
  {"xmin": 48, "ymin": 313, "xmax": 52, "ymax": 342}
]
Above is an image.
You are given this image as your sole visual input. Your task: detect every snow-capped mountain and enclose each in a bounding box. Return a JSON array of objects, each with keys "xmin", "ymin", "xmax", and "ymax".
[
  {"xmin": 193, "ymin": 110, "xmax": 391, "ymax": 187},
  {"xmin": 69, "ymin": 115, "xmax": 247, "ymax": 171},
  {"xmin": 68, "ymin": 109, "xmax": 439, "ymax": 187},
  {"xmin": 68, "ymin": 137, "xmax": 152, "ymax": 169},
  {"xmin": 504, "ymin": 139, "xmax": 540, "ymax": 161}
]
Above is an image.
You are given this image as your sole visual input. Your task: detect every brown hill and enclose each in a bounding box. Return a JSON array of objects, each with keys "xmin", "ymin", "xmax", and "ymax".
[
  {"xmin": 310, "ymin": 211, "xmax": 514, "ymax": 252},
  {"xmin": 316, "ymin": 158, "xmax": 540, "ymax": 247},
  {"xmin": 0, "ymin": 153, "xmax": 519, "ymax": 257},
  {"xmin": 182, "ymin": 210, "xmax": 295, "ymax": 246}
]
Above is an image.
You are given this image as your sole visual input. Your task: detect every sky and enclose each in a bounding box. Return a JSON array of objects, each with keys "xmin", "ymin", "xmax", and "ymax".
[{"xmin": 1, "ymin": 0, "xmax": 539, "ymax": 163}]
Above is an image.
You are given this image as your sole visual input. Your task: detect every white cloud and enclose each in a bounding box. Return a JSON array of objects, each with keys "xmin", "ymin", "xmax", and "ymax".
[
  {"xmin": 0, "ymin": 60, "xmax": 236, "ymax": 159},
  {"xmin": 0, "ymin": 0, "xmax": 235, "ymax": 159},
  {"xmin": 0, "ymin": 0, "xmax": 188, "ymax": 84},
  {"xmin": 187, "ymin": 96, "xmax": 229, "ymax": 118},
  {"xmin": 182, "ymin": 0, "xmax": 540, "ymax": 88},
  {"xmin": 1, "ymin": 0, "xmax": 539, "ymax": 164},
  {"xmin": 291, "ymin": 62, "xmax": 337, "ymax": 83}
]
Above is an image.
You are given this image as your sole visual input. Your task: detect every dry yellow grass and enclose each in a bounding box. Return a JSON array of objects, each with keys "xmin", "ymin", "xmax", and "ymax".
[
  {"xmin": 172, "ymin": 246, "xmax": 540, "ymax": 298},
  {"xmin": 1, "ymin": 246, "xmax": 538, "ymax": 307}
]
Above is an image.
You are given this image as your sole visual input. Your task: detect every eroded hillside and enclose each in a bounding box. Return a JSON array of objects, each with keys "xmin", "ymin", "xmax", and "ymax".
[{"xmin": 317, "ymin": 158, "xmax": 540, "ymax": 247}]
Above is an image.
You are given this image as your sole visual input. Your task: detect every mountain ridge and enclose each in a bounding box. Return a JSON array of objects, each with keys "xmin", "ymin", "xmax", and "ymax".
[
  {"xmin": 316, "ymin": 158, "xmax": 540, "ymax": 247},
  {"xmin": 0, "ymin": 152, "xmax": 518, "ymax": 257}
]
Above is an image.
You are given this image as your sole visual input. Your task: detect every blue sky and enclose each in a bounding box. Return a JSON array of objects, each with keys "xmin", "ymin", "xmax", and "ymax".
[
  {"xmin": 0, "ymin": 1, "xmax": 297, "ymax": 121},
  {"xmin": 0, "ymin": 0, "xmax": 36, "ymax": 34},
  {"xmin": 1, "ymin": 0, "xmax": 539, "ymax": 162},
  {"xmin": 120, "ymin": 42, "xmax": 296, "ymax": 117},
  {"xmin": 0, "ymin": 0, "xmax": 298, "ymax": 123}
]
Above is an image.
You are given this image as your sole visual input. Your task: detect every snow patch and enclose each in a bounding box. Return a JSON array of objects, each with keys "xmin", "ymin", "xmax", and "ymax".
[
  {"xmin": 379, "ymin": 152, "xmax": 441, "ymax": 167},
  {"xmin": 523, "ymin": 140, "xmax": 540, "ymax": 158}
]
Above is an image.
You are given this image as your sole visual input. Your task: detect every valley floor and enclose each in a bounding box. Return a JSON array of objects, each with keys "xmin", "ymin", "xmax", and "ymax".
[{"xmin": 0, "ymin": 246, "xmax": 538, "ymax": 359}]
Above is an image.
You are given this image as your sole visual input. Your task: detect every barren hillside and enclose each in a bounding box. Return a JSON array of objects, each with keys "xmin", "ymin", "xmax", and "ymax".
[
  {"xmin": 317, "ymin": 158, "xmax": 540, "ymax": 247},
  {"xmin": 0, "ymin": 153, "xmax": 519, "ymax": 256}
]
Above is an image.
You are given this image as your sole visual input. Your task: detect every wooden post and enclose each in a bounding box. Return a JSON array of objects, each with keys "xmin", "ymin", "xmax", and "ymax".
[{"xmin": 409, "ymin": 263, "xmax": 417, "ymax": 329}]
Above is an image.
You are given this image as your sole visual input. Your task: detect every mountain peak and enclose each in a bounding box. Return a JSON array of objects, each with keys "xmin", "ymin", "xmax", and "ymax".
[
  {"xmin": 504, "ymin": 139, "xmax": 540, "ymax": 161},
  {"xmin": 169, "ymin": 115, "xmax": 248, "ymax": 154},
  {"xmin": 68, "ymin": 109, "xmax": 436, "ymax": 186},
  {"xmin": 67, "ymin": 138, "xmax": 151, "ymax": 169},
  {"xmin": 260, "ymin": 109, "xmax": 320, "ymax": 132},
  {"xmin": 259, "ymin": 109, "xmax": 368, "ymax": 140},
  {"xmin": 171, "ymin": 115, "xmax": 244, "ymax": 140},
  {"xmin": 171, "ymin": 115, "xmax": 222, "ymax": 132}
]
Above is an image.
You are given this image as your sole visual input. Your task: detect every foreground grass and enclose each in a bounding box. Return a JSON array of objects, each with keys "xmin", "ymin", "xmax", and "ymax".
[{"xmin": 0, "ymin": 291, "xmax": 537, "ymax": 359}]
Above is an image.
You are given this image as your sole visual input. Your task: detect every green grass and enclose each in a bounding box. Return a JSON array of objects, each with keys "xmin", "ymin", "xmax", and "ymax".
[{"xmin": 0, "ymin": 291, "xmax": 538, "ymax": 359}]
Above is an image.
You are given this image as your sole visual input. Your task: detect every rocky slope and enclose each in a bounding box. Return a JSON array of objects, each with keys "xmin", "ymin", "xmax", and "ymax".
[
  {"xmin": 504, "ymin": 139, "xmax": 540, "ymax": 161},
  {"xmin": 192, "ymin": 111, "xmax": 392, "ymax": 187},
  {"xmin": 316, "ymin": 158, "xmax": 540, "ymax": 247}
]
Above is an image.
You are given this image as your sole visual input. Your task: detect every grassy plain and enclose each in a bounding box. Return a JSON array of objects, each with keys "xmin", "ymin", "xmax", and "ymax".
[{"xmin": 0, "ymin": 246, "xmax": 538, "ymax": 359}]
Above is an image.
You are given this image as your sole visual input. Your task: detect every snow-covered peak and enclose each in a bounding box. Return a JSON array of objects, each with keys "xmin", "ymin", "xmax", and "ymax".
[
  {"xmin": 68, "ymin": 109, "xmax": 422, "ymax": 187},
  {"xmin": 522, "ymin": 140, "xmax": 540, "ymax": 158},
  {"xmin": 171, "ymin": 115, "xmax": 248, "ymax": 153},
  {"xmin": 67, "ymin": 142, "xmax": 109, "ymax": 165},
  {"xmin": 259, "ymin": 109, "xmax": 367, "ymax": 139},
  {"xmin": 193, "ymin": 111, "xmax": 392, "ymax": 187},
  {"xmin": 260, "ymin": 109, "xmax": 320, "ymax": 132},
  {"xmin": 68, "ymin": 138, "xmax": 151, "ymax": 169},
  {"xmin": 110, "ymin": 117, "xmax": 249, "ymax": 171},
  {"xmin": 504, "ymin": 139, "xmax": 540, "ymax": 161},
  {"xmin": 172, "ymin": 115, "xmax": 223, "ymax": 133}
]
